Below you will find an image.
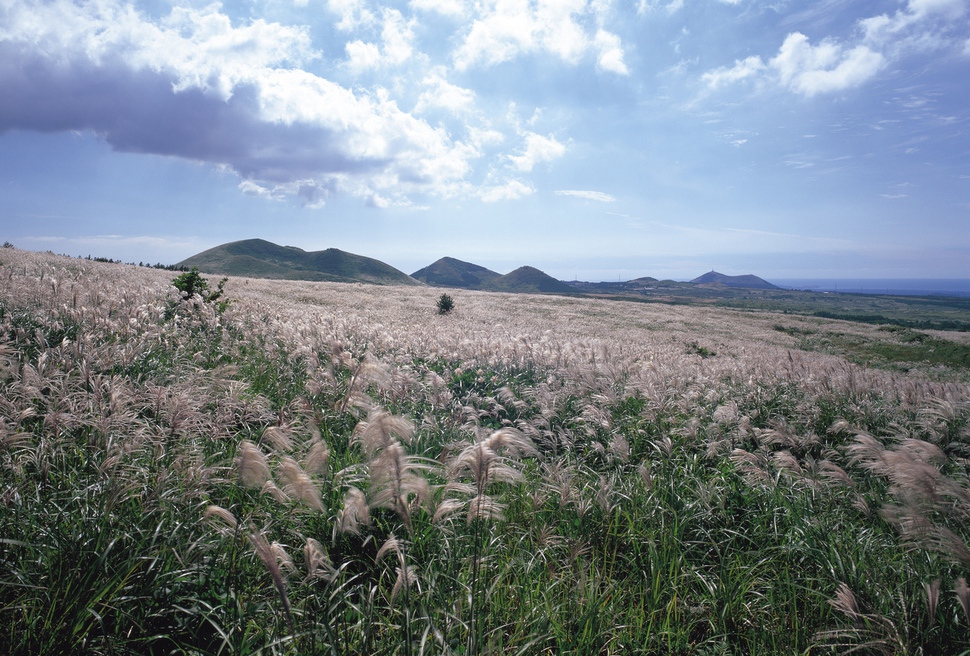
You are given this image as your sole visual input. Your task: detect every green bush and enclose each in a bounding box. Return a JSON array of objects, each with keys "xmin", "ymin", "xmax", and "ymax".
[{"xmin": 436, "ymin": 293, "xmax": 455, "ymax": 315}]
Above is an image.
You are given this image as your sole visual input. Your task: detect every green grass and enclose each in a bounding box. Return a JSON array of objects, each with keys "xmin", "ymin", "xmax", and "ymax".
[{"xmin": 774, "ymin": 323, "xmax": 970, "ymax": 373}]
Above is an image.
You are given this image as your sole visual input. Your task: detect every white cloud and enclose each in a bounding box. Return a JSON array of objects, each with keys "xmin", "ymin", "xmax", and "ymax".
[
  {"xmin": 239, "ymin": 180, "xmax": 287, "ymax": 201},
  {"xmin": 509, "ymin": 132, "xmax": 566, "ymax": 171},
  {"xmin": 342, "ymin": 9, "xmax": 414, "ymax": 71},
  {"xmin": 0, "ymin": 1, "xmax": 479, "ymax": 206},
  {"xmin": 702, "ymin": 0, "xmax": 967, "ymax": 96},
  {"xmin": 701, "ymin": 56, "xmax": 766, "ymax": 89},
  {"xmin": 453, "ymin": 0, "xmax": 628, "ymax": 73},
  {"xmin": 479, "ymin": 179, "xmax": 534, "ymax": 202},
  {"xmin": 414, "ymin": 71, "xmax": 476, "ymax": 114},
  {"xmin": 702, "ymin": 33, "xmax": 884, "ymax": 96},
  {"xmin": 328, "ymin": 0, "xmax": 376, "ymax": 31},
  {"xmin": 556, "ymin": 189, "xmax": 616, "ymax": 202},
  {"xmin": 594, "ymin": 30, "xmax": 629, "ymax": 75},
  {"xmin": 379, "ymin": 8, "xmax": 414, "ymax": 65},
  {"xmin": 345, "ymin": 40, "xmax": 382, "ymax": 72},
  {"xmin": 409, "ymin": 0, "xmax": 467, "ymax": 17},
  {"xmin": 770, "ymin": 33, "xmax": 884, "ymax": 96}
]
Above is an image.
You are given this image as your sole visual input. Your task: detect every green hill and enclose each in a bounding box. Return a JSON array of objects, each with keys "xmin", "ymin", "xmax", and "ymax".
[
  {"xmin": 177, "ymin": 239, "xmax": 418, "ymax": 286},
  {"xmin": 690, "ymin": 270, "xmax": 780, "ymax": 290},
  {"xmin": 488, "ymin": 266, "xmax": 577, "ymax": 294},
  {"xmin": 411, "ymin": 257, "xmax": 501, "ymax": 289},
  {"xmin": 412, "ymin": 258, "xmax": 576, "ymax": 295}
]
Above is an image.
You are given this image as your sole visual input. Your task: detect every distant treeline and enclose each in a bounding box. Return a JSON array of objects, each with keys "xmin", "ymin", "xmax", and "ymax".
[
  {"xmin": 3, "ymin": 242, "xmax": 186, "ymax": 271},
  {"xmin": 83, "ymin": 254, "xmax": 187, "ymax": 271}
]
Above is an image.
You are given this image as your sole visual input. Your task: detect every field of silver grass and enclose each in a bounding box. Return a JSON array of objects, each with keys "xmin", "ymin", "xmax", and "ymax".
[{"xmin": 1, "ymin": 248, "xmax": 969, "ymax": 655}]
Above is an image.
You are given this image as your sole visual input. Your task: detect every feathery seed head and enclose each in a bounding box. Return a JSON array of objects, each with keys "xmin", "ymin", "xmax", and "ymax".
[
  {"xmin": 278, "ymin": 456, "xmax": 324, "ymax": 512},
  {"xmin": 337, "ymin": 486, "xmax": 371, "ymax": 535},
  {"xmin": 356, "ymin": 409, "xmax": 414, "ymax": 457},
  {"xmin": 261, "ymin": 426, "xmax": 294, "ymax": 452},
  {"xmin": 203, "ymin": 505, "xmax": 238, "ymax": 534},
  {"xmin": 304, "ymin": 538, "xmax": 337, "ymax": 581},
  {"xmin": 237, "ymin": 440, "xmax": 270, "ymax": 489},
  {"xmin": 828, "ymin": 582, "xmax": 861, "ymax": 620},
  {"xmin": 304, "ymin": 436, "xmax": 330, "ymax": 476}
]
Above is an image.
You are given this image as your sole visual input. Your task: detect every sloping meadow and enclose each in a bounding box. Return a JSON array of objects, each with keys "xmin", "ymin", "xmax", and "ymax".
[{"xmin": 1, "ymin": 248, "xmax": 969, "ymax": 655}]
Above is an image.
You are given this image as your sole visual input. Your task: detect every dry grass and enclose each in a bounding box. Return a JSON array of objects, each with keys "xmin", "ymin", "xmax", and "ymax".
[{"xmin": 1, "ymin": 248, "xmax": 969, "ymax": 655}]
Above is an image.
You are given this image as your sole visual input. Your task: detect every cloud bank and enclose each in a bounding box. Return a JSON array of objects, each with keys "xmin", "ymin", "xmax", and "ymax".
[{"xmin": 0, "ymin": 0, "xmax": 627, "ymax": 208}]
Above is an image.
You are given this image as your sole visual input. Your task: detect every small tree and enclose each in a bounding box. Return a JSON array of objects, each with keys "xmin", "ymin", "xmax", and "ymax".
[
  {"xmin": 172, "ymin": 267, "xmax": 209, "ymax": 298},
  {"xmin": 171, "ymin": 267, "xmax": 230, "ymax": 315},
  {"xmin": 436, "ymin": 293, "xmax": 455, "ymax": 315}
]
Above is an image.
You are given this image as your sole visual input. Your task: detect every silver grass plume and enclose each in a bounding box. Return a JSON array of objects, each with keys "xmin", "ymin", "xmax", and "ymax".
[
  {"xmin": 367, "ymin": 439, "xmax": 432, "ymax": 533},
  {"xmin": 355, "ymin": 408, "xmax": 414, "ymax": 458},
  {"xmin": 828, "ymin": 582, "xmax": 861, "ymax": 621},
  {"xmin": 237, "ymin": 440, "xmax": 270, "ymax": 489},
  {"xmin": 439, "ymin": 427, "xmax": 536, "ymax": 524},
  {"xmin": 924, "ymin": 579, "xmax": 940, "ymax": 627},
  {"xmin": 248, "ymin": 531, "xmax": 295, "ymax": 635},
  {"xmin": 304, "ymin": 538, "xmax": 337, "ymax": 581},
  {"xmin": 261, "ymin": 425, "xmax": 294, "ymax": 452},
  {"xmin": 377, "ymin": 535, "xmax": 417, "ymax": 605},
  {"xmin": 337, "ymin": 486, "xmax": 371, "ymax": 535},
  {"xmin": 304, "ymin": 433, "xmax": 330, "ymax": 477},
  {"xmin": 278, "ymin": 456, "xmax": 324, "ymax": 512},
  {"xmin": 203, "ymin": 505, "xmax": 238, "ymax": 536},
  {"xmin": 262, "ymin": 479, "xmax": 290, "ymax": 503}
]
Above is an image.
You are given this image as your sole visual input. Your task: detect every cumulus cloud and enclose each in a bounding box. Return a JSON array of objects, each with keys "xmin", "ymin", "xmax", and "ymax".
[
  {"xmin": 594, "ymin": 30, "xmax": 629, "ymax": 75},
  {"xmin": 410, "ymin": 0, "xmax": 467, "ymax": 16},
  {"xmin": 342, "ymin": 9, "xmax": 414, "ymax": 71},
  {"xmin": 414, "ymin": 71, "xmax": 477, "ymax": 114},
  {"xmin": 701, "ymin": 56, "xmax": 766, "ymax": 89},
  {"xmin": 345, "ymin": 40, "xmax": 383, "ymax": 72},
  {"xmin": 453, "ymin": 0, "xmax": 628, "ymax": 73},
  {"xmin": 0, "ymin": 0, "xmax": 475, "ymax": 206},
  {"xmin": 703, "ymin": 33, "xmax": 883, "ymax": 96},
  {"xmin": 702, "ymin": 0, "xmax": 967, "ymax": 96},
  {"xmin": 479, "ymin": 179, "xmax": 534, "ymax": 202},
  {"xmin": 328, "ymin": 0, "xmax": 376, "ymax": 31},
  {"xmin": 556, "ymin": 189, "xmax": 616, "ymax": 202},
  {"xmin": 771, "ymin": 33, "xmax": 885, "ymax": 96},
  {"xmin": 509, "ymin": 132, "xmax": 566, "ymax": 171}
]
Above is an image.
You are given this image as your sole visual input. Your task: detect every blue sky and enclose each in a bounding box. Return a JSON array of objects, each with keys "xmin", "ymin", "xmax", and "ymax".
[{"xmin": 1, "ymin": 0, "xmax": 968, "ymax": 281}]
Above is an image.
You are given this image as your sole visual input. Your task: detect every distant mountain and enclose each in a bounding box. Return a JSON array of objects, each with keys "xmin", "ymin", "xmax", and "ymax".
[
  {"xmin": 489, "ymin": 266, "xmax": 577, "ymax": 294},
  {"xmin": 412, "ymin": 258, "xmax": 576, "ymax": 294},
  {"xmin": 177, "ymin": 239, "xmax": 418, "ymax": 286},
  {"xmin": 411, "ymin": 257, "xmax": 501, "ymax": 289},
  {"xmin": 690, "ymin": 271, "xmax": 780, "ymax": 290}
]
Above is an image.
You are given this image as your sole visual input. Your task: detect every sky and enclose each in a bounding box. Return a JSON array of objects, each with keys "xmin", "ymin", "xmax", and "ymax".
[{"xmin": 1, "ymin": 0, "xmax": 969, "ymax": 282}]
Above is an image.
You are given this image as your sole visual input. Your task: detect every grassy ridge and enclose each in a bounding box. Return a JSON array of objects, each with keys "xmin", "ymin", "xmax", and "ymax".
[
  {"xmin": 1, "ymin": 250, "xmax": 970, "ymax": 655},
  {"xmin": 178, "ymin": 238, "xmax": 419, "ymax": 286}
]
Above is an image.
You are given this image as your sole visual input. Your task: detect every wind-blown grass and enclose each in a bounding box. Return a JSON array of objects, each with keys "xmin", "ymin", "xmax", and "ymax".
[{"xmin": 1, "ymin": 248, "xmax": 969, "ymax": 655}]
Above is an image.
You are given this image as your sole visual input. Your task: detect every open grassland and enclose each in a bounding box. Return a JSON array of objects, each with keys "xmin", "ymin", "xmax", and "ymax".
[{"xmin": 1, "ymin": 248, "xmax": 970, "ymax": 655}]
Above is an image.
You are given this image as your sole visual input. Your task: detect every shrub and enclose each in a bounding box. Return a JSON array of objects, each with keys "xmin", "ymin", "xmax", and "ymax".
[
  {"xmin": 170, "ymin": 267, "xmax": 231, "ymax": 316},
  {"xmin": 436, "ymin": 293, "xmax": 455, "ymax": 315},
  {"xmin": 172, "ymin": 267, "xmax": 228, "ymax": 304}
]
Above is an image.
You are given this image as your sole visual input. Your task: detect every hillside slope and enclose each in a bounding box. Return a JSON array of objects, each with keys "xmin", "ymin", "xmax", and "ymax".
[
  {"xmin": 690, "ymin": 270, "xmax": 780, "ymax": 290},
  {"xmin": 177, "ymin": 239, "xmax": 418, "ymax": 285},
  {"xmin": 411, "ymin": 257, "xmax": 502, "ymax": 289}
]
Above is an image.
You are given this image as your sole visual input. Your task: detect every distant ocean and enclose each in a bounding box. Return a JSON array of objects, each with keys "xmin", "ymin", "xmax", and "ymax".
[{"xmin": 771, "ymin": 279, "xmax": 970, "ymax": 298}]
